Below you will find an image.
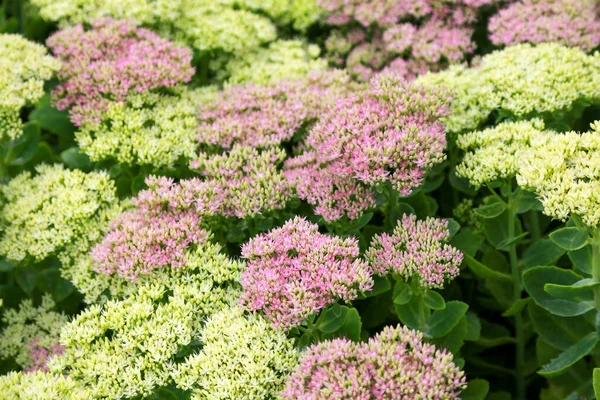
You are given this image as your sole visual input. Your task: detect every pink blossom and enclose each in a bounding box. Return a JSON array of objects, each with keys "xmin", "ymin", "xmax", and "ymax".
[
  {"xmin": 282, "ymin": 324, "xmax": 467, "ymax": 399},
  {"xmin": 366, "ymin": 214, "xmax": 463, "ymax": 289},
  {"xmin": 92, "ymin": 176, "xmax": 223, "ymax": 281},
  {"xmin": 239, "ymin": 217, "xmax": 373, "ymax": 329},
  {"xmin": 285, "ymin": 75, "xmax": 449, "ymax": 221},
  {"xmin": 25, "ymin": 338, "xmax": 65, "ymax": 374},
  {"xmin": 197, "ymin": 70, "xmax": 352, "ymax": 150},
  {"xmin": 489, "ymin": 0, "xmax": 600, "ymax": 51},
  {"xmin": 47, "ymin": 18, "xmax": 194, "ymax": 126}
]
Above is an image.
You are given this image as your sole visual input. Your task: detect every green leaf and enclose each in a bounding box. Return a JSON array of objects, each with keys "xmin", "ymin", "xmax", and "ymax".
[
  {"xmin": 53, "ymin": 278, "xmax": 75, "ymax": 302},
  {"xmin": 37, "ymin": 268, "xmax": 60, "ymax": 292},
  {"xmin": 0, "ymin": 259, "xmax": 15, "ymax": 272},
  {"xmin": 477, "ymin": 320, "xmax": 515, "ymax": 348},
  {"xmin": 475, "ymin": 202, "xmax": 506, "ymax": 219},
  {"xmin": 297, "ymin": 332, "xmax": 316, "ymax": 349},
  {"xmin": 451, "ymin": 228, "xmax": 484, "ymax": 257},
  {"xmin": 463, "ymin": 253, "xmax": 512, "ymax": 282},
  {"xmin": 317, "ymin": 304, "xmax": 348, "ymax": 333},
  {"xmin": 568, "ymin": 246, "xmax": 593, "ymax": 275},
  {"xmin": 60, "ymin": 147, "xmax": 93, "ymax": 171},
  {"xmin": 131, "ymin": 175, "xmax": 147, "ymax": 194},
  {"xmin": 364, "ymin": 275, "xmax": 391, "ymax": 298},
  {"xmin": 393, "ymin": 281, "xmax": 412, "ymax": 305},
  {"xmin": 529, "ymin": 303, "xmax": 592, "ymax": 351},
  {"xmin": 522, "ymin": 238, "xmax": 566, "ymax": 268},
  {"xmin": 423, "ymin": 290, "xmax": 446, "ymax": 310},
  {"xmin": 482, "ymin": 210, "xmax": 523, "ymax": 251},
  {"xmin": 539, "ymin": 332, "xmax": 599, "ymax": 377},
  {"xmin": 8, "ymin": 122, "xmax": 40, "ymax": 166},
  {"xmin": 335, "ymin": 307, "xmax": 362, "ymax": 342},
  {"xmin": 523, "ymin": 266, "xmax": 595, "ymax": 317},
  {"xmin": 502, "ymin": 298, "xmax": 530, "ymax": 317},
  {"xmin": 15, "ymin": 266, "xmax": 37, "ymax": 294},
  {"xmin": 427, "ymin": 301, "xmax": 469, "ymax": 338},
  {"xmin": 433, "ymin": 315, "xmax": 467, "ymax": 353},
  {"xmin": 497, "ymin": 232, "xmax": 529, "ymax": 250},
  {"xmin": 515, "ymin": 189, "xmax": 541, "ymax": 214},
  {"xmin": 549, "ymin": 227, "xmax": 589, "ymax": 251},
  {"xmin": 226, "ymin": 226, "xmax": 246, "ymax": 243},
  {"xmin": 446, "ymin": 218, "xmax": 460, "ymax": 240},
  {"xmin": 346, "ymin": 212, "xmax": 373, "ymax": 232},
  {"xmin": 394, "ymin": 296, "xmax": 422, "ymax": 331},
  {"xmin": 465, "ymin": 311, "xmax": 481, "ymax": 341},
  {"xmin": 544, "ymin": 279, "xmax": 598, "ymax": 302},
  {"xmin": 29, "ymin": 104, "xmax": 76, "ymax": 135},
  {"xmin": 460, "ymin": 379, "xmax": 490, "ymax": 400},
  {"xmin": 593, "ymin": 368, "xmax": 600, "ymax": 399}
]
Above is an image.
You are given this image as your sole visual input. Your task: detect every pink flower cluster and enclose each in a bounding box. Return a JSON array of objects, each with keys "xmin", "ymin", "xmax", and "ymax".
[
  {"xmin": 239, "ymin": 217, "xmax": 373, "ymax": 329},
  {"xmin": 366, "ymin": 214, "xmax": 463, "ymax": 289},
  {"xmin": 489, "ymin": 0, "xmax": 600, "ymax": 51},
  {"xmin": 47, "ymin": 18, "xmax": 194, "ymax": 126},
  {"xmin": 25, "ymin": 338, "xmax": 64, "ymax": 374},
  {"xmin": 320, "ymin": 0, "xmax": 500, "ymax": 81},
  {"xmin": 282, "ymin": 324, "xmax": 467, "ymax": 399},
  {"xmin": 285, "ymin": 75, "xmax": 449, "ymax": 221},
  {"xmin": 191, "ymin": 146, "xmax": 291, "ymax": 218},
  {"xmin": 197, "ymin": 70, "xmax": 352, "ymax": 150},
  {"xmin": 92, "ymin": 176, "xmax": 223, "ymax": 281}
]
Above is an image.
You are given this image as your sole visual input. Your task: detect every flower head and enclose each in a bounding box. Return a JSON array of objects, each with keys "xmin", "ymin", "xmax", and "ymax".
[
  {"xmin": 282, "ymin": 324, "xmax": 467, "ymax": 399},
  {"xmin": 91, "ymin": 176, "xmax": 223, "ymax": 280},
  {"xmin": 0, "ymin": 34, "xmax": 60, "ymax": 140},
  {"xmin": 0, "ymin": 164, "xmax": 120, "ymax": 266},
  {"xmin": 456, "ymin": 119, "xmax": 548, "ymax": 187},
  {"xmin": 240, "ymin": 217, "xmax": 373, "ymax": 329},
  {"xmin": 173, "ymin": 306, "xmax": 298, "ymax": 399},
  {"xmin": 286, "ymin": 75, "xmax": 449, "ymax": 221},
  {"xmin": 517, "ymin": 121, "xmax": 600, "ymax": 228},
  {"xmin": 489, "ymin": 0, "xmax": 600, "ymax": 51},
  {"xmin": 192, "ymin": 146, "xmax": 291, "ymax": 219},
  {"xmin": 48, "ymin": 18, "xmax": 194, "ymax": 126},
  {"xmin": 0, "ymin": 295, "xmax": 68, "ymax": 372},
  {"xmin": 366, "ymin": 214, "xmax": 463, "ymax": 288},
  {"xmin": 0, "ymin": 371, "xmax": 89, "ymax": 399}
]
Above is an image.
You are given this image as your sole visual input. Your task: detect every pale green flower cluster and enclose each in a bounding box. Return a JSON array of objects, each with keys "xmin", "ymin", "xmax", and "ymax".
[
  {"xmin": 64, "ymin": 242, "xmax": 243, "ymax": 305},
  {"xmin": 0, "ymin": 164, "xmax": 121, "ymax": 266},
  {"xmin": 48, "ymin": 274, "xmax": 240, "ymax": 399},
  {"xmin": 173, "ymin": 306, "xmax": 298, "ymax": 400},
  {"xmin": 456, "ymin": 119, "xmax": 548, "ymax": 187},
  {"xmin": 218, "ymin": 0, "xmax": 323, "ymax": 30},
  {"xmin": 452, "ymin": 198, "xmax": 483, "ymax": 233},
  {"xmin": 417, "ymin": 43, "xmax": 600, "ymax": 133},
  {"xmin": 76, "ymin": 89, "xmax": 199, "ymax": 168},
  {"xmin": 0, "ymin": 34, "xmax": 60, "ymax": 140},
  {"xmin": 223, "ymin": 40, "xmax": 327, "ymax": 86},
  {"xmin": 517, "ymin": 121, "xmax": 600, "ymax": 228},
  {"xmin": 0, "ymin": 295, "xmax": 68, "ymax": 370},
  {"xmin": 0, "ymin": 371, "xmax": 90, "ymax": 400},
  {"xmin": 30, "ymin": 0, "xmax": 183, "ymax": 26}
]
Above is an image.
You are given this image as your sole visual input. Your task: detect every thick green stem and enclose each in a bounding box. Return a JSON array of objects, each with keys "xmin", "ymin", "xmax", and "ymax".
[
  {"xmin": 527, "ymin": 209, "xmax": 542, "ymax": 242},
  {"xmin": 592, "ymin": 230, "xmax": 600, "ymax": 311},
  {"xmin": 508, "ymin": 188, "xmax": 526, "ymax": 400}
]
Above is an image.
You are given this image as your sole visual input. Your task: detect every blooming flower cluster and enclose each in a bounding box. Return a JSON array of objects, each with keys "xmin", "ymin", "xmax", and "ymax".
[
  {"xmin": 517, "ymin": 121, "xmax": 600, "ymax": 228},
  {"xmin": 417, "ymin": 43, "xmax": 600, "ymax": 133},
  {"xmin": 173, "ymin": 306, "xmax": 298, "ymax": 399},
  {"xmin": 75, "ymin": 89, "xmax": 199, "ymax": 167},
  {"xmin": 286, "ymin": 74, "xmax": 449, "ymax": 221},
  {"xmin": 47, "ymin": 18, "xmax": 194, "ymax": 126},
  {"xmin": 367, "ymin": 214, "xmax": 463, "ymax": 288},
  {"xmin": 192, "ymin": 146, "xmax": 291, "ymax": 218},
  {"xmin": 91, "ymin": 176, "xmax": 222, "ymax": 280},
  {"xmin": 240, "ymin": 217, "xmax": 373, "ymax": 328},
  {"xmin": 0, "ymin": 34, "xmax": 60, "ymax": 140},
  {"xmin": 0, "ymin": 295, "xmax": 68, "ymax": 372},
  {"xmin": 456, "ymin": 119, "xmax": 548, "ymax": 187},
  {"xmin": 319, "ymin": 0, "xmax": 500, "ymax": 81},
  {"xmin": 197, "ymin": 70, "xmax": 353, "ymax": 150},
  {"xmin": 282, "ymin": 324, "xmax": 467, "ymax": 399},
  {"xmin": 489, "ymin": 0, "xmax": 600, "ymax": 51},
  {"xmin": 0, "ymin": 372, "xmax": 90, "ymax": 400},
  {"xmin": 0, "ymin": 164, "xmax": 121, "ymax": 267}
]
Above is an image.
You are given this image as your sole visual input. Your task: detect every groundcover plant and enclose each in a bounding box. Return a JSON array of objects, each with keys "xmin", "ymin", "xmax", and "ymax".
[{"xmin": 0, "ymin": 0, "xmax": 599, "ymax": 399}]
